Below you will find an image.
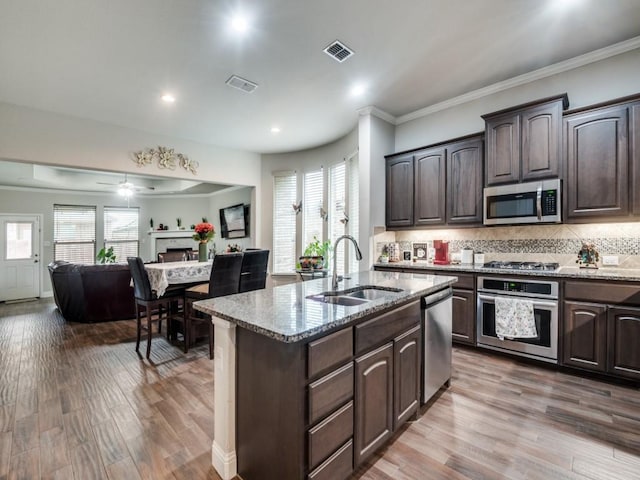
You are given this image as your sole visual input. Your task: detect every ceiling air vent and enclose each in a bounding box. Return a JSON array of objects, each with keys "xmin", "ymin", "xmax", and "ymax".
[
  {"xmin": 323, "ymin": 40, "xmax": 354, "ymax": 63},
  {"xmin": 225, "ymin": 75, "xmax": 258, "ymax": 93}
]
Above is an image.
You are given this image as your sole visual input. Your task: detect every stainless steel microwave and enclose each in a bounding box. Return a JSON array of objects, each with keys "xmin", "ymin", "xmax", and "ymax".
[{"xmin": 483, "ymin": 179, "xmax": 561, "ymax": 225}]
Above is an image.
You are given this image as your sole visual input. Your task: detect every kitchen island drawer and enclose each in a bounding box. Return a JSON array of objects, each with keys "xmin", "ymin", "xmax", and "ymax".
[
  {"xmin": 308, "ymin": 440, "xmax": 353, "ymax": 480},
  {"xmin": 308, "ymin": 327, "xmax": 353, "ymax": 379},
  {"xmin": 308, "ymin": 362, "xmax": 354, "ymax": 424},
  {"xmin": 308, "ymin": 401, "xmax": 353, "ymax": 470},
  {"xmin": 355, "ymin": 301, "xmax": 420, "ymax": 355}
]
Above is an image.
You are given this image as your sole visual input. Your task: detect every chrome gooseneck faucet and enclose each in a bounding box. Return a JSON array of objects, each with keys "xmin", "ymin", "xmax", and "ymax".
[{"xmin": 332, "ymin": 235, "xmax": 363, "ymax": 290}]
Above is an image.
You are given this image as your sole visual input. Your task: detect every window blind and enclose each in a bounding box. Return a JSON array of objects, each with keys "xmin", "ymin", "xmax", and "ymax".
[
  {"xmin": 302, "ymin": 169, "xmax": 324, "ymax": 253},
  {"xmin": 329, "ymin": 162, "xmax": 346, "ymax": 275},
  {"xmin": 348, "ymin": 154, "xmax": 360, "ymax": 273},
  {"xmin": 273, "ymin": 172, "xmax": 297, "ymax": 274},
  {"xmin": 104, "ymin": 207, "xmax": 139, "ymax": 261},
  {"xmin": 53, "ymin": 204, "xmax": 96, "ymax": 264}
]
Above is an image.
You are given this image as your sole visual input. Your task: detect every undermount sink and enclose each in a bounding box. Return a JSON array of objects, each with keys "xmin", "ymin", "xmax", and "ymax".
[{"xmin": 306, "ymin": 286, "xmax": 403, "ymax": 306}]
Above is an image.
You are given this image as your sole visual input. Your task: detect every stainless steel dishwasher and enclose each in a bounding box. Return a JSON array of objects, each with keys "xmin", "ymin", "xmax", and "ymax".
[{"xmin": 422, "ymin": 287, "xmax": 453, "ymax": 404}]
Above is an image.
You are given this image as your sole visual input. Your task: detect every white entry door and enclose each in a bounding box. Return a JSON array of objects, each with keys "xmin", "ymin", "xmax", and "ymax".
[{"xmin": 0, "ymin": 215, "xmax": 41, "ymax": 301}]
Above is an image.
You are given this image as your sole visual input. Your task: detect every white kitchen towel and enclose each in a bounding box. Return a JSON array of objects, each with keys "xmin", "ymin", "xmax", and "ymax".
[{"xmin": 494, "ymin": 296, "xmax": 537, "ymax": 340}]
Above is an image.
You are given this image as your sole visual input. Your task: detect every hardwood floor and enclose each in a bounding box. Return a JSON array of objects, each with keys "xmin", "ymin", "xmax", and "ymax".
[{"xmin": 1, "ymin": 299, "xmax": 639, "ymax": 480}]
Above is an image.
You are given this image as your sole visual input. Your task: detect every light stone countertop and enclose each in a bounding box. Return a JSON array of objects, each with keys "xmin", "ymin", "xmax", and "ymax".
[
  {"xmin": 193, "ymin": 270, "xmax": 457, "ymax": 343},
  {"xmin": 374, "ymin": 261, "xmax": 640, "ymax": 282}
]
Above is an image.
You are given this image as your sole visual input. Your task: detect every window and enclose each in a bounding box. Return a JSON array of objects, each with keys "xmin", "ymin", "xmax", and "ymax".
[
  {"xmin": 302, "ymin": 169, "xmax": 324, "ymax": 252},
  {"xmin": 347, "ymin": 154, "xmax": 360, "ymax": 273},
  {"xmin": 272, "ymin": 157, "xmax": 358, "ymax": 276},
  {"xmin": 273, "ymin": 172, "xmax": 297, "ymax": 274},
  {"xmin": 328, "ymin": 162, "xmax": 346, "ymax": 274},
  {"xmin": 5, "ymin": 222, "xmax": 33, "ymax": 260},
  {"xmin": 104, "ymin": 207, "xmax": 139, "ymax": 261},
  {"xmin": 54, "ymin": 204, "xmax": 96, "ymax": 264}
]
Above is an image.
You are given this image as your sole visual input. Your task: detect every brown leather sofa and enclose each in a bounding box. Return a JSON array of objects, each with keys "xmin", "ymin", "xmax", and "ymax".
[{"xmin": 48, "ymin": 261, "xmax": 136, "ymax": 323}]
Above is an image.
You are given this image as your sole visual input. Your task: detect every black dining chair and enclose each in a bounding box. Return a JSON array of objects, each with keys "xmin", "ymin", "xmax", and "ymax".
[
  {"xmin": 158, "ymin": 250, "xmax": 187, "ymax": 262},
  {"xmin": 127, "ymin": 257, "xmax": 184, "ymax": 359},
  {"xmin": 181, "ymin": 253, "xmax": 244, "ymax": 358},
  {"xmin": 238, "ymin": 249, "xmax": 270, "ymax": 293}
]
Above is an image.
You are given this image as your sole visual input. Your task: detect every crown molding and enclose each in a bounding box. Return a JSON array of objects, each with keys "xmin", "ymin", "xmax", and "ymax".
[
  {"xmin": 357, "ymin": 106, "xmax": 397, "ymax": 125},
  {"xmin": 397, "ymin": 35, "xmax": 640, "ymax": 125}
]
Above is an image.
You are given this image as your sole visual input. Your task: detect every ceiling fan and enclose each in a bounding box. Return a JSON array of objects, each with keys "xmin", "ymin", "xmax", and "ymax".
[{"xmin": 97, "ymin": 173, "xmax": 155, "ymax": 197}]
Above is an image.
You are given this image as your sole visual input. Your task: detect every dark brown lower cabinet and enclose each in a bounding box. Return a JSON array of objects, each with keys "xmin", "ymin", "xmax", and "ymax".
[
  {"xmin": 393, "ymin": 326, "xmax": 421, "ymax": 428},
  {"xmin": 354, "ymin": 343, "xmax": 394, "ymax": 466},
  {"xmin": 563, "ymin": 301, "xmax": 607, "ymax": 372},
  {"xmin": 452, "ymin": 288, "xmax": 475, "ymax": 345},
  {"xmin": 607, "ymin": 307, "xmax": 640, "ymax": 380}
]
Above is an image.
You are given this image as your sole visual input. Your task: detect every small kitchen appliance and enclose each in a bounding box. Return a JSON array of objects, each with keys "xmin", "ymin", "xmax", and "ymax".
[
  {"xmin": 460, "ymin": 249, "xmax": 474, "ymax": 265},
  {"xmin": 483, "ymin": 178, "xmax": 561, "ymax": 225},
  {"xmin": 433, "ymin": 240, "xmax": 450, "ymax": 265}
]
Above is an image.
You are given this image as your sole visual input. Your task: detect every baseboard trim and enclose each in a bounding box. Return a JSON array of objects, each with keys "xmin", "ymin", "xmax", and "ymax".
[{"xmin": 211, "ymin": 441, "xmax": 237, "ymax": 480}]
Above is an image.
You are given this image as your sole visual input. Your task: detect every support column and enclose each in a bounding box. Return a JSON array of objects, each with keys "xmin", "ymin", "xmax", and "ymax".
[{"xmin": 211, "ymin": 315, "xmax": 237, "ymax": 480}]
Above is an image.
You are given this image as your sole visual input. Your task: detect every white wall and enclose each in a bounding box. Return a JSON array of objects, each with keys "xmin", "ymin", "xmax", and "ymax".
[
  {"xmin": 358, "ymin": 113, "xmax": 395, "ymax": 267},
  {"xmin": 0, "ymin": 102, "xmax": 263, "ymax": 244},
  {"xmin": 260, "ymin": 128, "xmax": 358, "ymax": 272},
  {"xmin": 209, "ymin": 186, "xmax": 254, "ymax": 254},
  {"xmin": 0, "ymin": 185, "xmax": 254, "ymax": 294},
  {"xmin": 395, "ymin": 48, "xmax": 640, "ymax": 151}
]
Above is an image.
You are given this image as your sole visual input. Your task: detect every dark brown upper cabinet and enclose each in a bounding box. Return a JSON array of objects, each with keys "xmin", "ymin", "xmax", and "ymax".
[
  {"xmin": 630, "ymin": 101, "xmax": 640, "ymax": 215},
  {"xmin": 565, "ymin": 104, "xmax": 629, "ymax": 220},
  {"xmin": 385, "ymin": 153, "xmax": 414, "ymax": 227},
  {"xmin": 447, "ymin": 137, "xmax": 484, "ymax": 224},
  {"xmin": 414, "ymin": 147, "xmax": 446, "ymax": 226},
  {"xmin": 385, "ymin": 134, "xmax": 484, "ymax": 229},
  {"xmin": 483, "ymin": 94, "xmax": 568, "ymax": 186}
]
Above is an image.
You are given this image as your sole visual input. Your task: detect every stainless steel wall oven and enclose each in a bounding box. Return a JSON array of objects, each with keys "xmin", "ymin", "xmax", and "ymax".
[{"xmin": 477, "ymin": 276, "xmax": 559, "ymax": 363}]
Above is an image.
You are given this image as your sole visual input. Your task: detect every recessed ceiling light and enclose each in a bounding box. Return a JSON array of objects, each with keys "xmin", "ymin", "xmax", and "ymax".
[
  {"xmin": 231, "ymin": 15, "xmax": 248, "ymax": 33},
  {"xmin": 271, "ymin": 126, "xmax": 281, "ymax": 134},
  {"xmin": 161, "ymin": 94, "xmax": 175, "ymax": 103},
  {"xmin": 351, "ymin": 84, "xmax": 366, "ymax": 97}
]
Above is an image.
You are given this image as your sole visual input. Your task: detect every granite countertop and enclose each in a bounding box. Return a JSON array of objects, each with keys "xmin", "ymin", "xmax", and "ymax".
[
  {"xmin": 374, "ymin": 261, "xmax": 640, "ymax": 282},
  {"xmin": 193, "ymin": 270, "xmax": 457, "ymax": 343}
]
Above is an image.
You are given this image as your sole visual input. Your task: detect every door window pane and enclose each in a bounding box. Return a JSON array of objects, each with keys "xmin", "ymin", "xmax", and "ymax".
[{"xmin": 6, "ymin": 222, "xmax": 32, "ymax": 259}]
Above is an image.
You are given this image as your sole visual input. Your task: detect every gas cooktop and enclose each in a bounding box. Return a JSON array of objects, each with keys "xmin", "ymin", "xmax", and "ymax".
[{"xmin": 481, "ymin": 261, "xmax": 560, "ymax": 272}]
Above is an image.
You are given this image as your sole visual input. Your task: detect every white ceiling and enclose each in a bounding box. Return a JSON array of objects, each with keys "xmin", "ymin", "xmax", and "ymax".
[{"xmin": 1, "ymin": 0, "xmax": 640, "ymax": 155}]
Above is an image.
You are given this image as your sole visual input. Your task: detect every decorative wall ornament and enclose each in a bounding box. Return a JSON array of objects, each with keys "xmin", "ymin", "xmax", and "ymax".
[
  {"xmin": 178, "ymin": 153, "xmax": 199, "ymax": 174},
  {"xmin": 132, "ymin": 146, "xmax": 199, "ymax": 175},
  {"xmin": 157, "ymin": 146, "xmax": 177, "ymax": 170},
  {"xmin": 134, "ymin": 150, "xmax": 153, "ymax": 167}
]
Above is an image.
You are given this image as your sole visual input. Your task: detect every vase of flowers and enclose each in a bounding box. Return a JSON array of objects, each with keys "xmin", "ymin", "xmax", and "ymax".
[{"xmin": 193, "ymin": 222, "xmax": 215, "ymax": 262}]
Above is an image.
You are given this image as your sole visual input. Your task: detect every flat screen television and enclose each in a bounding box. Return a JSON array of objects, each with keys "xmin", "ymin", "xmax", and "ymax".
[{"xmin": 220, "ymin": 204, "xmax": 249, "ymax": 239}]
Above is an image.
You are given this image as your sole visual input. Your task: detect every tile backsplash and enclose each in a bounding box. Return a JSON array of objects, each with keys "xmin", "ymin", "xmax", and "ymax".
[{"xmin": 375, "ymin": 222, "xmax": 640, "ymax": 268}]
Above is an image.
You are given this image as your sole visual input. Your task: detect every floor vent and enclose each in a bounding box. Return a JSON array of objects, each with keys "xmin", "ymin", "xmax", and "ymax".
[
  {"xmin": 323, "ymin": 40, "xmax": 354, "ymax": 63},
  {"xmin": 225, "ymin": 75, "xmax": 258, "ymax": 93}
]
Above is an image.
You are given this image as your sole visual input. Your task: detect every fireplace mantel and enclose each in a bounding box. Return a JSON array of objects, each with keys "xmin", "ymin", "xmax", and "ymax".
[{"xmin": 147, "ymin": 230, "xmax": 197, "ymax": 261}]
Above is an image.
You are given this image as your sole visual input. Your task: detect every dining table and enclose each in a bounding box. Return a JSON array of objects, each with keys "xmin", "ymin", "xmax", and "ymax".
[{"xmin": 144, "ymin": 260, "xmax": 212, "ymax": 296}]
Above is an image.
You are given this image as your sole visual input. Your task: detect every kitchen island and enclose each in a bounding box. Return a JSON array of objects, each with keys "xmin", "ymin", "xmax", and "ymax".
[{"xmin": 193, "ymin": 270, "xmax": 457, "ymax": 480}]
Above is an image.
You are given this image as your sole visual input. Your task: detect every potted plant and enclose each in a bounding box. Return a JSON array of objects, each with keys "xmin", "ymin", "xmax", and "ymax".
[
  {"xmin": 96, "ymin": 246, "xmax": 117, "ymax": 264},
  {"xmin": 299, "ymin": 236, "xmax": 331, "ymax": 271}
]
